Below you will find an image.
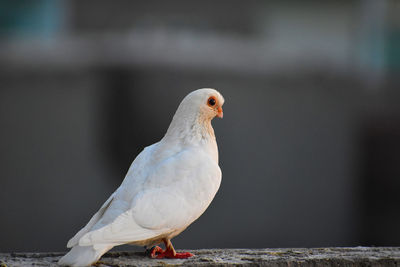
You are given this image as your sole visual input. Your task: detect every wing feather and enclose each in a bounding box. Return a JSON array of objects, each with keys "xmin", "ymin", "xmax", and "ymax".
[
  {"xmin": 78, "ymin": 148, "xmax": 221, "ymax": 246},
  {"xmin": 79, "ymin": 209, "xmax": 164, "ymax": 247},
  {"xmin": 67, "ymin": 193, "xmax": 115, "ymax": 248}
]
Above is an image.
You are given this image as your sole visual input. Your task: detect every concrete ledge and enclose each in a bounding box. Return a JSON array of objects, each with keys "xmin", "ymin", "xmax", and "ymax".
[{"xmin": 1, "ymin": 247, "xmax": 399, "ymax": 266}]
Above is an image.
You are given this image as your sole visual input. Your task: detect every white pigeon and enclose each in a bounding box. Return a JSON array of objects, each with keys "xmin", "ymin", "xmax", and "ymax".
[{"xmin": 59, "ymin": 88, "xmax": 224, "ymax": 266}]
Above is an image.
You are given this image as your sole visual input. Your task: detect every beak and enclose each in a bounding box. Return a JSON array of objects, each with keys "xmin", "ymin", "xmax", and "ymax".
[{"xmin": 217, "ymin": 106, "xmax": 223, "ymax": 118}]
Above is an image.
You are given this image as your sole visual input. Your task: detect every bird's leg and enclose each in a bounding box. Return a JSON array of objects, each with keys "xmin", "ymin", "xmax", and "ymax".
[
  {"xmin": 149, "ymin": 239, "xmax": 194, "ymax": 259},
  {"xmin": 160, "ymin": 239, "xmax": 194, "ymax": 259}
]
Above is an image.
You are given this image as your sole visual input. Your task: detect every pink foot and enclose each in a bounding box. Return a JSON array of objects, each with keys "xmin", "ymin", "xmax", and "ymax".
[
  {"xmin": 149, "ymin": 246, "xmax": 164, "ymax": 258},
  {"xmin": 149, "ymin": 246, "xmax": 194, "ymax": 259},
  {"xmin": 158, "ymin": 252, "xmax": 194, "ymax": 259}
]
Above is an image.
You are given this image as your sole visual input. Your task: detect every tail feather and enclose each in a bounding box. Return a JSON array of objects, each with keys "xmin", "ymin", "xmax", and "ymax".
[
  {"xmin": 58, "ymin": 244, "xmax": 113, "ymax": 267},
  {"xmin": 67, "ymin": 195, "xmax": 115, "ymax": 248}
]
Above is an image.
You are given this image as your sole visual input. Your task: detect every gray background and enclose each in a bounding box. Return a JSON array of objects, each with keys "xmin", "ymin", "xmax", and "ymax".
[{"xmin": 0, "ymin": 0, "xmax": 399, "ymax": 252}]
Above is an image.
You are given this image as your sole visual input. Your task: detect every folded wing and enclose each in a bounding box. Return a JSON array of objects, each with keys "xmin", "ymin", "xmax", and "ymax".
[{"xmin": 78, "ymin": 148, "xmax": 221, "ymax": 247}]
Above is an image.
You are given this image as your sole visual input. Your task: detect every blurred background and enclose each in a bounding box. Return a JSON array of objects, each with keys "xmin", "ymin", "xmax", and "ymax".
[{"xmin": 1, "ymin": 0, "xmax": 400, "ymax": 253}]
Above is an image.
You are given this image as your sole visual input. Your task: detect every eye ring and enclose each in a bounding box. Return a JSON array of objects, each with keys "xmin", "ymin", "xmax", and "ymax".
[{"xmin": 208, "ymin": 97, "xmax": 217, "ymax": 107}]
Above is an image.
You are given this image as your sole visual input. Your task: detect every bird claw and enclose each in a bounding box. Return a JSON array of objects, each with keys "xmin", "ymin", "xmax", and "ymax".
[
  {"xmin": 149, "ymin": 246, "xmax": 194, "ymax": 259},
  {"xmin": 149, "ymin": 246, "xmax": 164, "ymax": 258},
  {"xmin": 164, "ymin": 252, "xmax": 194, "ymax": 259}
]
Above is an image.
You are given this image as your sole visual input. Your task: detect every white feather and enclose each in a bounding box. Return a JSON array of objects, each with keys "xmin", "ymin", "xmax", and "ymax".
[
  {"xmin": 67, "ymin": 194, "xmax": 115, "ymax": 248},
  {"xmin": 58, "ymin": 244, "xmax": 112, "ymax": 267},
  {"xmin": 59, "ymin": 88, "xmax": 224, "ymax": 266}
]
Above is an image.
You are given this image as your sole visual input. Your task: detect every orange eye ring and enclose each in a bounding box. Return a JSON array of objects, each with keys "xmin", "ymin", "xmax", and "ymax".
[{"xmin": 207, "ymin": 96, "xmax": 217, "ymax": 107}]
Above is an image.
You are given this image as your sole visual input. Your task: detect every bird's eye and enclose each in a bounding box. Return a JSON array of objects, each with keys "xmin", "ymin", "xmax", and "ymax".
[{"xmin": 208, "ymin": 97, "xmax": 216, "ymax": 107}]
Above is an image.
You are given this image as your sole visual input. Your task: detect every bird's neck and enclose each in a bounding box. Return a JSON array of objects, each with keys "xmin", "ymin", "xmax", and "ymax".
[
  {"xmin": 161, "ymin": 103, "xmax": 219, "ymax": 163},
  {"xmin": 163, "ymin": 116, "xmax": 218, "ymax": 163},
  {"xmin": 163, "ymin": 113, "xmax": 216, "ymax": 144}
]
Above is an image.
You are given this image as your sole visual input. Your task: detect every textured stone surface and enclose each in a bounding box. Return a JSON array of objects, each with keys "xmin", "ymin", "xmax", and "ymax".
[{"xmin": 1, "ymin": 247, "xmax": 400, "ymax": 266}]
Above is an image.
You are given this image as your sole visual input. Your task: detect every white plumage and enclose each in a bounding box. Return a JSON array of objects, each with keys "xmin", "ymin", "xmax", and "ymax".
[{"xmin": 59, "ymin": 88, "xmax": 224, "ymax": 266}]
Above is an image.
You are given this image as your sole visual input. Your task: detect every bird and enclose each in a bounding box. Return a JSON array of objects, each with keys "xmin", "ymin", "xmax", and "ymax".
[{"xmin": 58, "ymin": 88, "xmax": 224, "ymax": 266}]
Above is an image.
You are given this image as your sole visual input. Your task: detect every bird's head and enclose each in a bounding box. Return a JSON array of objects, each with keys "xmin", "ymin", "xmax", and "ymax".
[
  {"xmin": 182, "ymin": 88, "xmax": 224, "ymax": 120},
  {"xmin": 165, "ymin": 88, "xmax": 224, "ymax": 141}
]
